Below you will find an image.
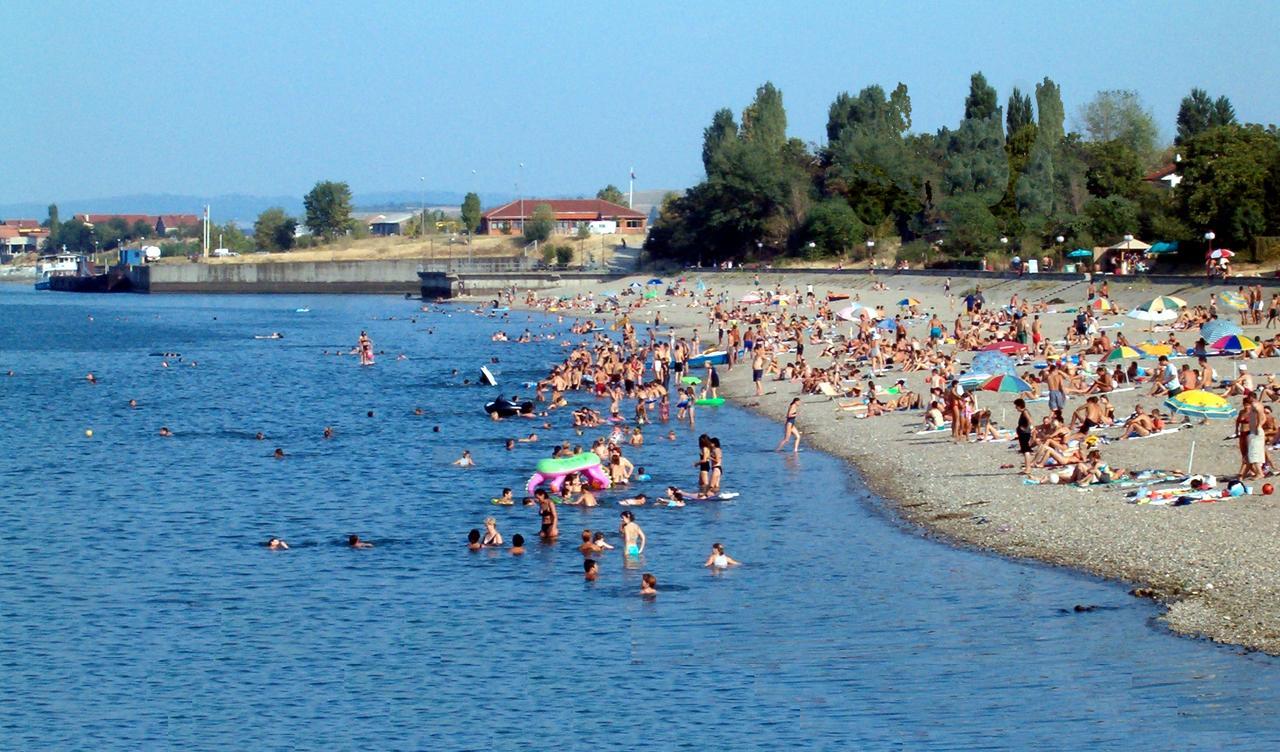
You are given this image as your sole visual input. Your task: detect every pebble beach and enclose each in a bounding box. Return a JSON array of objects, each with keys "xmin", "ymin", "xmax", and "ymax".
[{"xmin": 509, "ymin": 270, "xmax": 1280, "ymax": 654}]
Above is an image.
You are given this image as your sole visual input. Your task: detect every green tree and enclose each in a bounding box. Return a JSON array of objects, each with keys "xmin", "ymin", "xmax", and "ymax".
[
  {"xmin": 944, "ymin": 73, "xmax": 1008, "ymax": 204},
  {"xmin": 131, "ymin": 219, "xmax": 153, "ymax": 239},
  {"xmin": 554, "ymin": 245, "xmax": 573, "ymax": 267},
  {"xmin": 1006, "ymin": 87, "xmax": 1033, "ymax": 135},
  {"xmin": 822, "ymin": 83, "xmax": 920, "ymax": 233},
  {"xmin": 43, "ymin": 203, "xmax": 59, "ymax": 251},
  {"xmin": 56, "ymin": 217, "xmax": 95, "ymax": 253},
  {"xmin": 964, "ymin": 72, "xmax": 998, "ymax": 121},
  {"xmin": 1035, "ymin": 78, "xmax": 1065, "ymax": 145},
  {"xmin": 702, "ymin": 108, "xmax": 738, "ymax": 177},
  {"xmin": 801, "ymin": 198, "xmax": 865, "ymax": 257},
  {"xmin": 575, "ymin": 222, "xmax": 591, "ymax": 240},
  {"xmin": 827, "ymin": 83, "xmax": 911, "ymax": 143},
  {"xmin": 1077, "ymin": 90, "xmax": 1159, "ymax": 160},
  {"xmin": 1176, "ymin": 88, "xmax": 1238, "ymax": 145},
  {"xmin": 596, "ymin": 184, "xmax": 625, "ymax": 205},
  {"xmin": 460, "ymin": 192, "xmax": 482, "ymax": 239},
  {"xmin": 1178, "ymin": 123, "xmax": 1280, "ymax": 249},
  {"xmin": 942, "ymin": 193, "xmax": 1000, "ymax": 255},
  {"xmin": 1084, "ymin": 195, "xmax": 1139, "ymax": 244},
  {"xmin": 740, "ymin": 82, "xmax": 787, "ymax": 152},
  {"xmin": 524, "ymin": 203, "xmax": 556, "ymax": 243},
  {"xmin": 1084, "ymin": 140, "xmax": 1142, "ymax": 199},
  {"xmin": 303, "ymin": 180, "xmax": 354, "ymax": 240},
  {"xmin": 253, "ymin": 207, "xmax": 297, "ymax": 253}
]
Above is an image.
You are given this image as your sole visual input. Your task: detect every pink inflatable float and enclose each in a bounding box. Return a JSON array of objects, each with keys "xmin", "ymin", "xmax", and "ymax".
[{"xmin": 526, "ymin": 453, "xmax": 612, "ymax": 495}]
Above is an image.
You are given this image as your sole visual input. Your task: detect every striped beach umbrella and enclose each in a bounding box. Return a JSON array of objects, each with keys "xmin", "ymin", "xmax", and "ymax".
[
  {"xmin": 1218, "ymin": 291, "xmax": 1247, "ymax": 311},
  {"xmin": 1164, "ymin": 389, "xmax": 1238, "ymax": 420},
  {"xmin": 1212, "ymin": 334, "xmax": 1258, "ymax": 352},
  {"xmin": 1128, "ymin": 307, "xmax": 1177, "ymax": 323},
  {"xmin": 971, "ymin": 350, "xmax": 1017, "ymax": 377},
  {"xmin": 1140, "ymin": 296, "xmax": 1187, "ymax": 312},
  {"xmin": 897, "ymin": 297, "xmax": 922, "ymax": 306},
  {"xmin": 1208, "ymin": 248, "xmax": 1235, "ymax": 259},
  {"xmin": 1103, "ymin": 346, "xmax": 1144, "ymax": 361},
  {"xmin": 1090, "ymin": 298, "xmax": 1113, "ymax": 312},
  {"xmin": 979, "ymin": 374, "xmax": 1033, "ymax": 393}
]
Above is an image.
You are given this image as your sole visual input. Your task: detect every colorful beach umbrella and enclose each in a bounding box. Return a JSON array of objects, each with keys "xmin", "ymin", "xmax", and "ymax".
[
  {"xmin": 1103, "ymin": 346, "xmax": 1144, "ymax": 361},
  {"xmin": 1164, "ymin": 389, "xmax": 1238, "ymax": 420},
  {"xmin": 979, "ymin": 340, "xmax": 1028, "ymax": 355},
  {"xmin": 1212, "ymin": 334, "xmax": 1258, "ymax": 352},
  {"xmin": 1208, "ymin": 249, "xmax": 1235, "ymax": 259},
  {"xmin": 1147, "ymin": 241, "xmax": 1179, "ymax": 255},
  {"xmin": 1090, "ymin": 298, "xmax": 1113, "ymax": 312},
  {"xmin": 1141, "ymin": 296, "xmax": 1187, "ymax": 312},
  {"xmin": 979, "ymin": 374, "xmax": 1033, "ymax": 393},
  {"xmin": 1066, "ymin": 248, "xmax": 1093, "ymax": 259},
  {"xmin": 897, "ymin": 297, "xmax": 921, "ymax": 306},
  {"xmin": 1218, "ymin": 291, "xmax": 1247, "ymax": 311}
]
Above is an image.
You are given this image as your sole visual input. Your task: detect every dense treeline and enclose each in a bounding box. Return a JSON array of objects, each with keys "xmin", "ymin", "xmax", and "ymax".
[{"xmin": 646, "ymin": 75, "xmax": 1280, "ymax": 268}]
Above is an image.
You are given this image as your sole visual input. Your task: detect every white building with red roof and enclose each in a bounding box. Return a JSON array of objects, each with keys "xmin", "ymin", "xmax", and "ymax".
[{"xmin": 479, "ymin": 199, "xmax": 646, "ymax": 236}]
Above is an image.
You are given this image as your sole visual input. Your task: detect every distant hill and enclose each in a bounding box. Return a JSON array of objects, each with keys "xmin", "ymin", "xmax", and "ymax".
[{"xmin": 0, "ymin": 188, "xmax": 684, "ymax": 226}]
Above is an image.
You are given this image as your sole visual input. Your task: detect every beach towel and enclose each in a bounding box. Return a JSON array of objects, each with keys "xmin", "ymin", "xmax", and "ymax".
[{"xmin": 1120, "ymin": 426, "xmax": 1186, "ymax": 441}]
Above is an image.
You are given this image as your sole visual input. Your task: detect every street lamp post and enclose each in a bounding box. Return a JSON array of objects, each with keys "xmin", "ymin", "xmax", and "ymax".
[
  {"xmin": 1055, "ymin": 235, "xmax": 1064, "ymax": 271},
  {"xmin": 419, "ymin": 176, "xmax": 426, "ymax": 241},
  {"xmin": 866, "ymin": 239, "xmax": 875, "ymax": 266},
  {"xmin": 1204, "ymin": 230, "xmax": 1215, "ymax": 255}
]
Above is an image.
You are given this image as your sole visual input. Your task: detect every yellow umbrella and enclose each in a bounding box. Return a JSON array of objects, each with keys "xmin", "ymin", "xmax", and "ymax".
[
  {"xmin": 1164, "ymin": 389, "xmax": 1238, "ymax": 420},
  {"xmin": 1139, "ymin": 296, "xmax": 1186, "ymax": 312},
  {"xmin": 1103, "ymin": 346, "xmax": 1144, "ymax": 361},
  {"xmin": 1139, "ymin": 343, "xmax": 1174, "ymax": 357}
]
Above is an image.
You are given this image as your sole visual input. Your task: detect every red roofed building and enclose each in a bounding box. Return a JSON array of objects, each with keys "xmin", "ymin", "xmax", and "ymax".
[
  {"xmin": 479, "ymin": 199, "xmax": 646, "ymax": 236},
  {"xmin": 1143, "ymin": 163, "xmax": 1182, "ymax": 191}
]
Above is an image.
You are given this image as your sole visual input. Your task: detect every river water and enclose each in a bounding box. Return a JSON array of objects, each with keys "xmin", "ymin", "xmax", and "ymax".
[{"xmin": 1, "ymin": 286, "xmax": 1277, "ymax": 750}]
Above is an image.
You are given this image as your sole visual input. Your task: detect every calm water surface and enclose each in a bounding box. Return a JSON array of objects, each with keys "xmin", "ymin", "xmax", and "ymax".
[{"xmin": 1, "ymin": 285, "xmax": 1278, "ymax": 750}]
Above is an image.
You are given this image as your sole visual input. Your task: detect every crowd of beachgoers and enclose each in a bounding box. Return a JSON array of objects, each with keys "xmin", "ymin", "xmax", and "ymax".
[{"xmin": 481, "ymin": 270, "xmax": 1280, "ymax": 653}]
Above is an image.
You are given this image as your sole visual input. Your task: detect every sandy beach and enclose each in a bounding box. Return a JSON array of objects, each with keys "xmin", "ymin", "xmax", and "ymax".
[{"xmin": 498, "ymin": 270, "xmax": 1280, "ymax": 654}]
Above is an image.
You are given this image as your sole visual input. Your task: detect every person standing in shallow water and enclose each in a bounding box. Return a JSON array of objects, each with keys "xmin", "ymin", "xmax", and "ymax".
[
  {"xmin": 620, "ymin": 510, "xmax": 645, "ymax": 557},
  {"xmin": 536, "ymin": 490, "xmax": 558, "ymax": 540},
  {"xmin": 776, "ymin": 398, "xmax": 801, "ymax": 452}
]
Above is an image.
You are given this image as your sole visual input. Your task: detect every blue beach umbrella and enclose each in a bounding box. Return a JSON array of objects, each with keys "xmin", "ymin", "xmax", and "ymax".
[
  {"xmin": 1066, "ymin": 248, "xmax": 1093, "ymax": 259},
  {"xmin": 875, "ymin": 318, "xmax": 897, "ymax": 331},
  {"xmin": 1200, "ymin": 320, "xmax": 1243, "ymax": 343},
  {"xmin": 971, "ymin": 350, "xmax": 1017, "ymax": 377},
  {"xmin": 647, "ymin": 278, "xmax": 664, "ymax": 285}
]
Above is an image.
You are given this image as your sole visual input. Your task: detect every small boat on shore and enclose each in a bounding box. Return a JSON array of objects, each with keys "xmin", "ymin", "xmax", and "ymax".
[{"xmin": 33, "ymin": 253, "xmax": 82, "ymax": 290}]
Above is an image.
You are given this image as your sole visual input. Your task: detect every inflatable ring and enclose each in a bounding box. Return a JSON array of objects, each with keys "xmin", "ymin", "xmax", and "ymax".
[
  {"xmin": 527, "ymin": 452, "xmax": 612, "ymax": 495},
  {"xmin": 694, "ymin": 397, "xmax": 725, "ymax": 406}
]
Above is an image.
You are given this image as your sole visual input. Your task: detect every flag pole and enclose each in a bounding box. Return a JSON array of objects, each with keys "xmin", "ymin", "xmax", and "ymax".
[{"xmin": 628, "ymin": 167, "xmax": 634, "ymax": 209}]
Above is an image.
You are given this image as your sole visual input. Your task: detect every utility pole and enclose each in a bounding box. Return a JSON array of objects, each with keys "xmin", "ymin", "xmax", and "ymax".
[{"xmin": 202, "ymin": 205, "xmax": 210, "ymax": 259}]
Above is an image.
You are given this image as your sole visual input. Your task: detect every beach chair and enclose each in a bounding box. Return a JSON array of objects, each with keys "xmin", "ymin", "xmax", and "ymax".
[{"xmin": 817, "ymin": 382, "xmax": 841, "ymax": 400}]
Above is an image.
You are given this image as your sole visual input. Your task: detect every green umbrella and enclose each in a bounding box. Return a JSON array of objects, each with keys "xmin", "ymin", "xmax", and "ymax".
[{"xmin": 1066, "ymin": 248, "xmax": 1093, "ymax": 259}]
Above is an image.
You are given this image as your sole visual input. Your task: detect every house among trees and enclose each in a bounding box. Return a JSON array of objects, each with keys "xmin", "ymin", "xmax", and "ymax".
[
  {"xmin": 354, "ymin": 212, "xmax": 416, "ymax": 236},
  {"xmin": 479, "ymin": 199, "xmax": 646, "ymax": 236},
  {"xmin": 1143, "ymin": 160, "xmax": 1182, "ymax": 191},
  {"xmin": 0, "ymin": 220, "xmax": 50, "ymax": 257},
  {"xmin": 75, "ymin": 214, "xmax": 201, "ymax": 234}
]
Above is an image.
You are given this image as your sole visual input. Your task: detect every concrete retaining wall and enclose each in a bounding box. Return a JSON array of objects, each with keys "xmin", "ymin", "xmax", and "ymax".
[{"xmin": 134, "ymin": 260, "xmax": 426, "ymax": 293}]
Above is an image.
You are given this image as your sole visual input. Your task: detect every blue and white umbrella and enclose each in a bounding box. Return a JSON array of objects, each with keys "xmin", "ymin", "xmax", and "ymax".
[
  {"xmin": 1201, "ymin": 319, "xmax": 1243, "ymax": 344},
  {"xmin": 971, "ymin": 350, "xmax": 1017, "ymax": 377}
]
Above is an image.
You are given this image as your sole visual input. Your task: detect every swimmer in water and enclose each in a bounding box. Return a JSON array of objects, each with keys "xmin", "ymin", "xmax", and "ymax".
[
  {"xmin": 592, "ymin": 531, "xmax": 614, "ymax": 550},
  {"xmin": 274, "ymin": 448, "xmax": 285, "ymax": 459},
  {"xmin": 510, "ymin": 533, "xmax": 525, "ymax": 555},
  {"xmin": 323, "ymin": 426, "xmax": 334, "ymax": 439},
  {"xmin": 348, "ymin": 534, "xmax": 373, "ymax": 549},
  {"xmin": 467, "ymin": 529, "xmax": 483, "ymax": 551},
  {"xmin": 667, "ymin": 430, "xmax": 677, "ymax": 441},
  {"xmin": 640, "ymin": 573, "xmax": 658, "ymax": 595},
  {"xmin": 703, "ymin": 542, "xmax": 740, "ymax": 569},
  {"xmin": 267, "ymin": 537, "xmax": 289, "ymax": 550},
  {"xmin": 158, "ymin": 427, "xmax": 173, "ymax": 437},
  {"xmin": 414, "ymin": 407, "xmax": 424, "ymax": 416},
  {"xmin": 453, "ymin": 450, "xmax": 475, "ymax": 467},
  {"xmin": 618, "ymin": 494, "xmax": 648, "ymax": 506},
  {"xmin": 254, "ymin": 432, "xmax": 265, "ymax": 440},
  {"xmin": 481, "ymin": 517, "xmax": 503, "ymax": 546},
  {"xmin": 128, "ymin": 399, "xmax": 138, "ymax": 408},
  {"xmin": 518, "ymin": 433, "xmax": 538, "ymax": 443},
  {"xmin": 86, "ymin": 373, "xmax": 97, "ymax": 384},
  {"xmin": 505, "ymin": 439, "xmax": 515, "ymax": 450},
  {"xmin": 536, "ymin": 490, "xmax": 559, "ymax": 540},
  {"xmin": 620, "ymin": 510, "xmax": 645, "ymax": 556},
  {"xmin": 493, "ymin": 488, "xmax": 514, "ymax": 506},
  {"xmin": 584, "ymin": 559, "xmax": 599, "ymax": 581},
  {"xmin": 578, "ymin": 529, "xmax": 601, "ymax": 555}
]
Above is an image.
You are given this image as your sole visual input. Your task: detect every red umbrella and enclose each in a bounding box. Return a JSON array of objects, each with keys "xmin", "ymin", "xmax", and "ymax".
[
  {"xmin": 1208, "ymin": 248, "xmax": 1234, "ymax": 259},
  {"xmin": 978, "ymin": 340, "xmax": 1027, "ymax": 354}
]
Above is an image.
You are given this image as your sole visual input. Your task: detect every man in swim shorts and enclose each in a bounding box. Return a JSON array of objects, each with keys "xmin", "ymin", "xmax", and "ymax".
[{"xmin": 620, "ymin": 510, "xmax": 645, "ymax": 557}]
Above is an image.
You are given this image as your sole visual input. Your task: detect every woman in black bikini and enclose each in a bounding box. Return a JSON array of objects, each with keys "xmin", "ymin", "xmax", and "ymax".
[
  {"xmin": 695, "ymin": 434, "xmax": 712, "ymax": 491},
  {"xmin": 536, "ymin": 490, "xmax": 558, "ymax": 540},
  {"xmin": 776, "ymin": 398, "xmax": 801, "ymax": 452}
]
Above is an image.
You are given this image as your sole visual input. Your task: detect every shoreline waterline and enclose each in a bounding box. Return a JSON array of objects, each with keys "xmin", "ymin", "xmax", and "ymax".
[{"xmin": 498, "ymin": 270, "xmax": 1280, "ymax": 656}]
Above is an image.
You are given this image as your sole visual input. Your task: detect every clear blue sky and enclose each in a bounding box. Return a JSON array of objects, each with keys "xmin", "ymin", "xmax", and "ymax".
[{"xmin": 2, "ymin": 0, "xmax": 1276, "ymax": 205}]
